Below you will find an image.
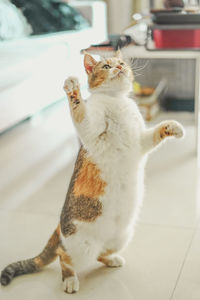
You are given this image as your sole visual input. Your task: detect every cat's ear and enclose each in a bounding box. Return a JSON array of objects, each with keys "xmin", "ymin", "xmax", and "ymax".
[
  {"xmin": 84, "ymin": 53, "xmax": 97, "ymax": 74},
  {"xmin": 114, "ymin": 49, "xmax": 123, "ymax": 59}
]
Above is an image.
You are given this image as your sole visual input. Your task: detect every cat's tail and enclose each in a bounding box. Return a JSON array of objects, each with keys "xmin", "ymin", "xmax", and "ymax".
[{"xmin": 0, "ymin": 225, "xmax": 61, "ymax": 286}]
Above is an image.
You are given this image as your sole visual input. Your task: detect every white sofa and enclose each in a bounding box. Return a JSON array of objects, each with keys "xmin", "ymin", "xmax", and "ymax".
[{"xmin": 0, "ymin": 1, "xmax": 107, "ymax": 133}]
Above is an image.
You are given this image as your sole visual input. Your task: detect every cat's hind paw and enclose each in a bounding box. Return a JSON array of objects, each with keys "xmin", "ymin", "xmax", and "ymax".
[
  {"xmin": 106, "ymin": 255, "xmax": 125, "ymax": 267},
  {"xmin": 63, "ymin": 275, "xmax": 80, "ymax": 294},
  {"xmin": 63, "ymin": 77, "xmax": 80, "ymax": 94},
  {"xmin": 99, "ymin": 254, "xmax": 125, "ymax": 268}
]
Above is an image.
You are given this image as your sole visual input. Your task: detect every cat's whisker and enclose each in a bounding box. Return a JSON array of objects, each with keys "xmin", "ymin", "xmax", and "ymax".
[
  {"xmin": 129, "ymin": 57, "xmax": 139, "ymax": 68},
  {"xmin": 128, "ymin": 58, "xmax": 149, "ymax": 77},
  {"xmin": 133, "ymin": 61, "xmax": 149, "ymax": 72},
  {"xmin": 130, "ymin": 58, "xmax": 141, "ymax": 70},
  {"xmin": 133, "ymin": 71, "xmax": 143, "ymax": 78}
]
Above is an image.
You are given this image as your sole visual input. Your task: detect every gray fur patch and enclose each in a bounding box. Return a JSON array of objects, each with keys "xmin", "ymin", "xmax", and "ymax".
[{"xmin": 0, "ymin": 259, "xmax": 38, "ymax": 286}]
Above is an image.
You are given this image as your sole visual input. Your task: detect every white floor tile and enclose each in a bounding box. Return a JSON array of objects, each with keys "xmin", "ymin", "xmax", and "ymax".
[
  {"xmin": 0, "ymin": 101, "xmax": 79, "ymax": 215},
  {"xmin": 0, "ymin": 219, "xmax": 194, "ymax": 300},
  {"xmin": 171, "ymin": 229, "xmax": 200, "ymax": 300},
  {"xmin": 0, "ymin": 210, "xmax": 58, "ymax": 262},
  {"xmin": 140, "ymin": 125, "xmax": 200, "ymax": 228}
]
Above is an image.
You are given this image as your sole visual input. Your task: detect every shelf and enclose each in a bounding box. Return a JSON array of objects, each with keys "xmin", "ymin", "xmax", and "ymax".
[{"xmin": 122, "ymin": 45, "xmax": 200, "ymax": 60}]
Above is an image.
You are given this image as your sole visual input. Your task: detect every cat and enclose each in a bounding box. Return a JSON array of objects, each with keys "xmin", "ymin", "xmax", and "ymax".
[{"xmin": 0, "ymin": 50, "xmax": 184, "ymax": 294}]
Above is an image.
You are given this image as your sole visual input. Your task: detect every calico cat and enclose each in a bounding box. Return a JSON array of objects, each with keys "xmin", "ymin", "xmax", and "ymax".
[{"xmin": 0, "ymin": 51, "xmax": 184, "ymax": 294}]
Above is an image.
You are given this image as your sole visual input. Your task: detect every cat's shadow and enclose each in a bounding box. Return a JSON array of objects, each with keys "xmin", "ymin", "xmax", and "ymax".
[
  {"xmin": 75, "ymin": 264, "xmax": 134, "ymax": 299},
  {"xmin": 1, "ymin": 264, "xmax": 133, "ymax": 298},
  {"xmin": 84, "ymin": 264, "xmax": 116, "ymax": 279},
  {"xmin": 79, "ymin": 264, "xmax": 123, "ymax": 291}
]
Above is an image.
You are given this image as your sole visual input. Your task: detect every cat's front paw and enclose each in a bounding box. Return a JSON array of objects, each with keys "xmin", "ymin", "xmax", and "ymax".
[
  {"xmin": 63, "ymin": 76, "xmax": 80, "ymax": 94},
  {"xmin": 159, "ymin": 121, "xmax": 185, "ymax": 140},
  {"xmin": 63, "ymin": 275, "xmax": 80, "ymax": 294}
]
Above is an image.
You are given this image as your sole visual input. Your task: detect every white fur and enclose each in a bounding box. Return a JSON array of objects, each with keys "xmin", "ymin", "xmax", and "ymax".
[
  {"xmin": 62, "ymin": 74, "xmax": 184, "ymax": 276},
  {"xmin": 63, "ymin": 275, "xmax": 79, "ymax": 294},
  {"xmin": 104, "ymin": 255, "xmax": 125, "ymax": 267}
]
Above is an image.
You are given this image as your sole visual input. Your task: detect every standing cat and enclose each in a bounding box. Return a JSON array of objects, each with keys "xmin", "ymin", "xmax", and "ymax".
[{"xmin": 0, "ymin": 51, "xmax": 184, "ymax": 294}]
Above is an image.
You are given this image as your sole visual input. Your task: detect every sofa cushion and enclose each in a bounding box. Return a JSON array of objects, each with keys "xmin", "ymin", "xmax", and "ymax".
[{"xmin": 10, "ymin": 0, "xmax": 90, "ymax": 35}]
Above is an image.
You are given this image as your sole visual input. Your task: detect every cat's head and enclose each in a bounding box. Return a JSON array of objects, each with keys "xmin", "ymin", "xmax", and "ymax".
[{"xmin": 84, "ymin": 50, "xmax": 134, "ymax": 94}]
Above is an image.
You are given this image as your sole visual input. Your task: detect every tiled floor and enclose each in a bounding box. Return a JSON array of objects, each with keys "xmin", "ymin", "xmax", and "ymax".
[{"xmin": 0, "ymin": 101, "xmax": 200, "ymax": 300}]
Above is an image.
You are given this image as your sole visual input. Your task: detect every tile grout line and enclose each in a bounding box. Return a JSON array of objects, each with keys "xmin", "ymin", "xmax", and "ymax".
[
  {"xmin": 169, "ymin": 227, "xmax": 198, "ymax": 300},
  {"xmin": 170, "ymin": 163, "xmax": 200, "ymax": 299}
]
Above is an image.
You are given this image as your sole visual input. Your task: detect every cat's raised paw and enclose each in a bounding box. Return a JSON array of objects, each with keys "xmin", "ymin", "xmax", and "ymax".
[
  {"xmin": 160, "ymin": 121, "xmax": 185, "ymax": 139},
  {"xmin": 63, "ymin": 77, "xmax": 79, "ymax": 94},
  {"xmin": 63, "ymin": 275, "xmax": 80, "ymax": 294}
]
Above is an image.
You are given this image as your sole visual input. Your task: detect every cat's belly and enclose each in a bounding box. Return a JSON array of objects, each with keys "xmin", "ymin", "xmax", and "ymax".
[
  {"xmin": 60, "ymin": 188, "xmax": 139, "ymax": 271},
  {"xmin": 60, "ymin": 161, "xmax": 144, "ymax": 271}
]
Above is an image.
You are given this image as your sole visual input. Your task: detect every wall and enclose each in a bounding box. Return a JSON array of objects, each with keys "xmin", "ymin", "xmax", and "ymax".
[{"xmin": 104, "ymin": 0, "xmax": 133, "ymax": 34}]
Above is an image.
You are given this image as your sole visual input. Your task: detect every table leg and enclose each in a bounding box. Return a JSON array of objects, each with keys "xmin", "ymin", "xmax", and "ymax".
[{"xmin": 195, "ymin": 57, "xmax": 200, "ymax": 167}]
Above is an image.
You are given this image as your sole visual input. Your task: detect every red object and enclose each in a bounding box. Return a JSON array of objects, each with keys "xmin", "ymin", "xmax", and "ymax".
[{"xmin": 154, "ymin": 29, "xmax": 200, "ymax": 48}]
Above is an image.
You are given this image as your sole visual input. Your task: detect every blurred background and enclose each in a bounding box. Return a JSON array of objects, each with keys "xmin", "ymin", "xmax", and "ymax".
[
  {"xmin": 1, "ymin": 1, "xmax": 200, "ymax": 300},
  {"xmin": 1, "ymin": 0, "xmax": 200, "ymax": 131}
]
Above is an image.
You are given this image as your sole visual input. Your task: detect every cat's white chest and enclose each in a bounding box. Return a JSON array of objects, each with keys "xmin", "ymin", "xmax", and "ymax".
[{"xmin": 87, "ymin": 93, "xmax": 144, "ymax": 159}]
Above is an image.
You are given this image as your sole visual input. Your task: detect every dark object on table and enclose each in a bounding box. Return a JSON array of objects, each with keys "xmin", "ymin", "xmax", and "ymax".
[
  {"xmin": 10, "ymin": 0, "xmax": 90, "ymax": 35},
  {"xmin": 161, "ymin": 97, "xmax": 194, "ymax": 112},
  {"xmin": 91, "ymin": 34, "xmax": 133, "ymax": 50},
  {"xmin": 109, "ymin": 34, "xmax": 133, "ymax": 50},
  {"xmin": 150, "ymin": 8, "xmax": 183, "ymax": 13},
  {"xmin": 163, "ymin": 0, "xmax": 184, "ymax": 8},
  {"xmin": 152, "ymin": 12, "xmax": 200, "ymax": 24}
]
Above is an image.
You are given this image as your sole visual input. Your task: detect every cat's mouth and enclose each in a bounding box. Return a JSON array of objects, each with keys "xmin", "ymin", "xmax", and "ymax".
[
  {"xmin": 117, "ymin": 70, "xmax": 127, "ymax": 78},
  {"xmin": 114, "ymin": 70, "xmax": 124, "ymax": 78},
  {"xmin": 111, "ymin": 69, "xmax": 128, "ymax": 81}
]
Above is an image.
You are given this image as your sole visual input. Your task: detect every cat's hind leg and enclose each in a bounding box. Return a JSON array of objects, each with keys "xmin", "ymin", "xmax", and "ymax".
[
  {"xmin": 57, "ymin": 246, "xmax": 79, "ymax": 294},
  {"xmin": 97, "ymin": 232, "xmax": 133, "ymax": 268}
]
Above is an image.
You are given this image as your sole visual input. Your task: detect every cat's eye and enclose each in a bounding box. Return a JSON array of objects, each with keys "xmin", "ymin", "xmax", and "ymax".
[{"xmin": 102, "ymin": 64, "xmax": 111, "ymax": 69}]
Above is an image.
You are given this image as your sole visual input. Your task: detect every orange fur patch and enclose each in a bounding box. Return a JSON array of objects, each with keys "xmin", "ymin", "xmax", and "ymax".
[
  {"xmin": 68, "ymin": 89, "xmax": 80, "ymax": 100},
  {"xmin": 57, "ymin": 246, "xmax": 74, "ymax": 281},
  {"xmin": 56, "ymin": 224, "xmax": 61, "ymax": 235},
  {"xmin": 159, "ymin": 127, "xmax": 168, "ymax": 139},
  {"xmin": 73, "ymin": 156, "xmax": 106, "ymax": 198},
  {"xmin": 89, "ymin": 70, "xmax": 108, "ymax": 89},
  {"xmin": 98, "ymin": 249, "xmax": 115, "ymax": 265},
  {"xmin": 34, "ymin": 256, "xmax": 43, "ymax": 267},
  {"xmin": 88, "ymin": 57, "xmax": 134, "ymax": 89},
  {"xmin": 154, "ymin": 125, "xmax": 174, "ymax": 145},
  {"xmin": 34, "ymin": 225, "xmax": 60, "ymax": 268},
  {"xmin": 99, "ymin": 249, "xmax": 114, "ymax": 257},
  {"xmin": 57, "ymin": 247, "xmax": 72, "ymax": 266}
]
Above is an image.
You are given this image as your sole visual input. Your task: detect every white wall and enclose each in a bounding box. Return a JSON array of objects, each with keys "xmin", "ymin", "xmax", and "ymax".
[
  {"xmin": 105, "ymin": 0, "xmax": 133, "ymax": 34},
  {"xmin": 105, "ymin": 0, "xmax": 163, "ymax": 34}
]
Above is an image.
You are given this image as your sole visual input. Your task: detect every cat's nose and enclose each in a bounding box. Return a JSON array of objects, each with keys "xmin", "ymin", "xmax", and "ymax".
[{"xmin": 116, "ymin": 65, "xmax": 122, "ymax": 70}]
